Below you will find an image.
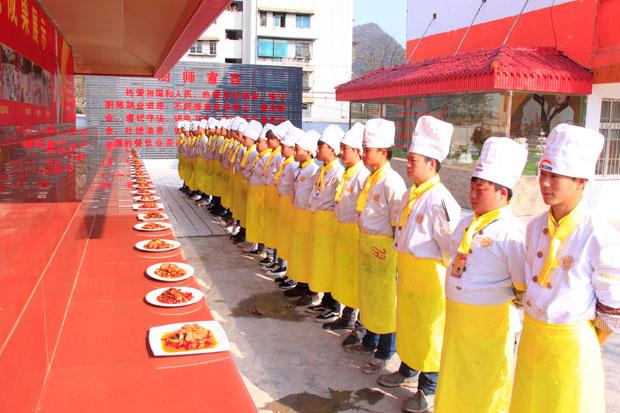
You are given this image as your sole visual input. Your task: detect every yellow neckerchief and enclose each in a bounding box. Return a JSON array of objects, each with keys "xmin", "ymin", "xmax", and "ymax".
[
  {"xmin": 249, "ymin": 148, "xmax": 272, "ymax": 170},
  {"xmin": 207, "ymin": 135, "xmax": 217, "ymax": 152},
  {"xmin": 335, "ymin": 160, "xmax": 364, "ymax": 202},
  {"xmin": 240, "ymin": 144, "xmax": 256, "ymax": 168},
  {"xmin": 219, "ymin": 137, "xmax": 232, "ymax": 154},
  {"xmin": 263, "ymin": 146, "xmax": 282, "ymax": 176},
  {"xmin": 356, "ymin": 162, "xmax": 390, "ymax": 212},
  {"xmin": 212, "ymin": 135, "xmax": 223, "ymax": 153},
  {"xmin": 398, "ymin": 175, "xmax": 440, "ymax": 228},
  {"xmin": 314, "ymin": 158, "xmax": 339, "ymax": 192},
  {"xmin": 227, "ymin": 141, "xmax": 240, "ymax": 161},
  {"xmin": 274, "ymin": 155, "xmax": 295, "ymax": 185},
  {"xmin": 457, "ymin": 207, "xmax": 503, "ymax": 255},
  {"xmin": 231, "ymin": 142, "xmax": 244, "ymax": 164},
  {"xmin": 538, "ymin": 204, "xmax": 582, "ymax": 287}
]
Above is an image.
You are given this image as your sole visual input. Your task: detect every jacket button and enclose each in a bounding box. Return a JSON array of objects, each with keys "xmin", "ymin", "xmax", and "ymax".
[
  {"xmin": 478, "ymin": 230, "xmax": 483, "ymax": 235},
  {"xmin": 542, "ymin": 228, "xmax": 549, "ymax": 235},
  {"xmin": 546, "ymin": 282, "xmax": 552, "ymax": 289},
  {"xmin": 532, "ymin": 276, "xmax": 538, "ymax": 282},
  {"xmin": 536, "ymin": 251, "xmax": 543, "ymax": 258},
  {"xmin": 394, "ymin": 242, "xmax": 398, "ymax": 248},
  {"xmin": 456, "ymin": 286, "xmax": 462, "ymax": 290}
]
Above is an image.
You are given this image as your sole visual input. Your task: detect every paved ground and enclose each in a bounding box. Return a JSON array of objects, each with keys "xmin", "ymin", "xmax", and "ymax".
[{"xmin": 146, "ymin": 159, "xmax": 620, "ymax": 413}]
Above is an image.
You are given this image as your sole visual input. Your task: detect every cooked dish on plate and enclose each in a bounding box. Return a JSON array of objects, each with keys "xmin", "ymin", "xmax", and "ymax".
[
  {"xmin": 145, "ymin": 239, "xmax": 174, "ymax": 250},
  {"xmin": 157, "ymin": 287, "xmax": 194, "ymax": 304},
  {"xmin": 139, "ymin": 202, "xmax": 158, "ymax": 208},
  {"xmin": 161, "ymin": 323, "xmax": 217, "ymax": 352},
  {"xmin": 141, "ymin": 222, "xmax": 166, "ymax": 230},
  {"xmin": 144, "ymin": 211, "xmax": 165, "ymax": 219},
  {"xmin": 154, "ymin": 263, "xmax": 187, "ymax": 278}
]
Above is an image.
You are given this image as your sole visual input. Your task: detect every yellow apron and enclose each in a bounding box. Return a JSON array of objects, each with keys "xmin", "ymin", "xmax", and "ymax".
[
  {"xmin": 308, "ymin": 211, "xmax": 337, "ymax": 292},
  {"xmin": 276, "ymin": 194, "xmax": 294, "ymax": 259},
  {"xmin": 178, "ymin": 152, "xmax": 185, "ymax": 181},
  {"xmin": 229, "ymin": 170, "xmax": 239, "ymax": 216},
  {"xmin": 331, "ymin": 222, "xmax": 360, "ymax": 308},
  {"xmin": 288, "ymin": 208, "xmax": 313, "ymax": 283},
  {"xmin": 509, "ymin": 314, "xmax": 605, "ymax": 413},
  {"xmin": 187, "ymin": 156, "xmax": 198, "ymax": 190},
  {"xmin": 238, "ymin": 178, "xmax": 249, "ymax": 227},
  {"xmin": 262, "ymin": 185, "xmax": 279, "ymax": 247},
  {"xmin": 211, "ymin": 161, "xmax": 222, "ymax": 196},
  {"xmin": 204, "ymin": 159, "xmax": 214, "ymax": 194},
  {"xmin": 435, "ymin": 300, "xmax": 516, "ymax": 413},
  {"xmin": 221, "ymin": 167, "xmax": 232, "ymax": 208},
  {"xmin": 358, "ymin": 232, "xmax": 397, "ymax": 334},
  {"xmin": 245, "ymin": 183, "xmax": 266, "ymax": 244},
  {"xmin": 396, "ymin": 252, "xmax": 446, "ymax": 372},
  {"xmin": 195, "ymin": 157, "xmax": 208, "ymax": 194}
]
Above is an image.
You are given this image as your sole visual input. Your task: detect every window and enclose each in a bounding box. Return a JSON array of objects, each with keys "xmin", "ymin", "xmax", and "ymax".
[
  {"xmin": 597, "ymin": 99, "xmax": 620, "ymax": 176},
  {"xmin": 259, "ymin": 11, "xmax": 267, "ymax": 26},
  {"xmin": 257, "ymin": 38, "xmax": 288, "ymax": 58},
  {"xmin": 225, "ymin": 58, "xmax": 242, "ymax": 64},
  {"xmin": 189, "ymin": 40, "xmax": 217, "ymax": 56},
  {"xmin": 273, "ymin": 13, "xmax": 286, "ymax": 28},
  {"xmin": 296, "ymin": 14, "xmax": 310, "ymax": 28},
  {"xmin": 295, "ymin": 42, "xmax": 311, "ymax": 59},
  {"xmin": 226, "ymin": 30, "xmax": 242, "ymax": 40},
  {"xmin": 302, "ymin": 72, "xmax": 311, "ymax": 91}
]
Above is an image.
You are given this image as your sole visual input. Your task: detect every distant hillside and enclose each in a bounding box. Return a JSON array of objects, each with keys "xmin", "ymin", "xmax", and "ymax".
[{"xmin": 353, "ymin": 23, "xmax": 405, "ymax": 77}]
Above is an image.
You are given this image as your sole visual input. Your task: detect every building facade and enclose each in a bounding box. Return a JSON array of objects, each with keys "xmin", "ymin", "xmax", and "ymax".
[{"xmin": 182, "ymin": 0, "xmax": 353, "ymax": 131}]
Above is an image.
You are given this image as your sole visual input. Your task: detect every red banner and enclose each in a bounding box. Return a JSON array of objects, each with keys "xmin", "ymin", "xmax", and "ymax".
[{"xmin": 0, "ymin": 0, "xmax": 75, "ymax": 126}]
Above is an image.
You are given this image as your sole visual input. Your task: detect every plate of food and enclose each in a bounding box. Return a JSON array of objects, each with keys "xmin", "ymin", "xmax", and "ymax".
[
  {"xmin": 134, "ymin": 221, "xmax": 172, "ymax": 232},
  {"xmin": 148, "ymin": 321, "xmax": 229, "ymax": 356},
  {"xmin": 145, "ymin": 286, "xmax": 203, "ymax": 307},
  {"xmin": 133, "ymin": 195, "xmax": 161, "ymax": 202},
  {"xmin": 132, "ymin": 202, "xmax": 164, "ymax": 210},
  {"xmin": 135, "ymin": 239, "xmax": 180, "ymax": 252},
  {"xmin": 137, "ymin": 211, "xmax": 169, "ymax": 221},
  {"xmin": 131, "ymin": 189, "xmax": 157, "ymax": 195},
  {"xmin": 146, "ymin": 262, "xmax": 193, "ymax": 281},
  {"xmin": 132, "ymin": 184, "xmax": 155, "ymax": 189}
]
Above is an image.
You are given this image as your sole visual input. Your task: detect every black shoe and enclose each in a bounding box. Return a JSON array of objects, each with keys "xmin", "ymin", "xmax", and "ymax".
[
  {"xmin": 342, "ymin": 329, "xmax": 363, "ymax": 347},
  {"xmin": 294, "ymin": 294, "xmax": 313, "ymax": 307},
  {"xmin": 274, "ymin": 274, "xmax": 287, "ymax": 284},
  {"xmin": 232, "ymin": 233, "xmax": 245, "ymax": 244},
  {"xmin": 323, "ymin": 317, "xmax": 356, "ymax": 331},
  {"xmin": 259, "ymin": 257, "xmax": 273, "ymax": 266},
  {"xmin": 305, "ymin": 305, "xmax": 328, "ymax": 314},
  {"xmin": 315, "ymin": 310, "xmax": 341, "ymax": 323},
  {"xmin": 279, "ymin": 279, "xmax": 298, "ymax": 290},
  {"xmin": 283, "ymin": 284, "xmax": 305, "ymax": 297},
  {"xmin": 266, "ymin": 261, "xmax": 279, "ymax": 270},
  {"xmin": 268, "ymin": 266, "xmax": 287, "ymax": 277},
  {"xmin": 246, "ymin": 249, "xmax": 265, "ymax": 257}
]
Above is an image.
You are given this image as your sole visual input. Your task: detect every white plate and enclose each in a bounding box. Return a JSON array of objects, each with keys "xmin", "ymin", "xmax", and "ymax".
[
  {"xmin": 148, "ymin": 320, "xmax": 229, "ymax": 357},
  {"xmin": 137, "ymin": 212, "xmax": 169, "ymax": 221},
  {"xmin": 131, "ymin": 179, "xmax": 152, "ymax": 184},
  {"xmin": 135, "ymin": 239, "xmax": 180, "ymax": 252},
  {"xmin": 132, "ymin": 203, "xmax": 164, "ymax": 210},
  {"xmin": 131, "ymin": 189, "xmax": 157, "ymax": 195},
  {"xmin": 133, "ymin": 221, "xmax": 172, "ymax": 232},
  {"xmin": 133, "ymin": 195, "xmax": 161, "ymax": 202},
  {"xmin": 146, "ymin": 262, "xmax": 194, "ymax": 282},
  {"xmin": 131, "ymin": 184, "xmax": 155, "ymax": 189},
  {"xmin": 145, "ymin": 286, "xmax": 203, "ymax": 307}
]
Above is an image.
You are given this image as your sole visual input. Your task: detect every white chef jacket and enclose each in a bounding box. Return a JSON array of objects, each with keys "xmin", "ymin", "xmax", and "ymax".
[
  {"xmin": 248, "ymin": 150, "xmax": 271, "ymax": 186},
  {"xmin": 308, "ymin": 159, "xmax": 345, "ymax": 212},
  {"xmin": 262, "ymin": 150, "xmax": 284, "ymax": 186},
  {"xmin": 292, "ymin": 160, "xmax": 319, "ymax": 210},
  {"xmin": 276, "ymin": 160, "xmax": 299, "ymax": 197},
  {"xmin": 334, "ymin": 161, "xmax": 370, "ymax": 224}
]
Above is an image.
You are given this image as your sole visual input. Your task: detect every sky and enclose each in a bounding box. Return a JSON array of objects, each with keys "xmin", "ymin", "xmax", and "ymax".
[{"xmin": 353, "ymin": 0, "xmax": 407, "ymax": 47}]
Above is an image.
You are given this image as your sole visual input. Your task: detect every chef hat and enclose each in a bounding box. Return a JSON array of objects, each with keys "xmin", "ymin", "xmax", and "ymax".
[
  {"xmin": 190, "ymin": 120, "xmax": 200, "ymax": 131},
  {"xmin": 320, "ymin": 125, "xmax": 345, "ymax": 155},
  {"xmin": 237, "ymin": 118, "xmax": 248, "ymax": 134},
  {"xmin": 282, "ymin": 127, "xmax": 304, "ymax": 147},
  {"xmin": 220, "ymin": 118, "xmax": 231, "ymax": 130},
  {"xmin": 183, "ymin": 120, "xmax": 192, "ymax": 131},
  {"xmin": 260, "ymin": 123, "xmax": 276, "ymax": 140},
  {"xmin": 199, "ymin": 119, "xmax": 208, "ymax": 130},
  {"xmin": 409, "ymin": 116, "xmax": 453, "ymax": 162},
  {"xmin": 341, "ymin": 122, "xmax": 364, "ymax": 151},
  {"xmin": 472, "ymin": 137, "xmax": 527, "ymax": 190},
  {"xmin": 244, "ymin": 120, "xmax": 263, "ymax": 141},
  {"xmin": 230, "ymin": 116, "xmax": 243, "ymax": 131},
  {"xmin": 297, "ymin": 129, "xmax": 319, "ymax": 153},
  {"xmin": 274, "ymin": 120, "xmax": 294, "ymax": 140},
  {"xmin": 176, "ymin": 120, "xmax": 184, "ymax": 129},
  {"xmin": 208, "ymin": 118, "xmax": 218, "ymax": 130},
  {"xmin": 363, "ymin": 118, "xmax": 395, "ymax": 148},
  {"xmin": 540, "ymin": 124, "xmax": 604, "ymax": 180}
]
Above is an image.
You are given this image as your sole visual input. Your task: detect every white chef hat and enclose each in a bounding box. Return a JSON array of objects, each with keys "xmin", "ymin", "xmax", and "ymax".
[
  {"xmin": 183, "ymin": 120, "xmax": 192, "ymax": 131},
  {"xmin": 260, "ymin": 123, "xmax": 275, "ymax": 140},
  {"xmin": 540, "ymin": 124, "xmax": 604, "ymax": 180},
  {"xmin": 199, "ymin": 119, "xmax": 208, "ymax": 130},
  {"xmin": 237, "ymin": 118, "xmax": 248, "ymax": 134},
  {"xmin": 207, "ymin": 118, "xmax": 217, "ymax": 130},
  {"xmin": 409, "ymin": 116, "xmax": 453, "ymax": 162},
  {"xmin": 363, "ymin": 118, "xmax": 395, "ymax": 148},
  {"xmin": 176, "ymin": 120, "xmax": 184, "ymax": 129},
  {"xmin": 320, "ymin": 125, "xmax": 345, "ymax": 155},
  {"xmin": 341, "ymin": 123, "xmax": 364, "ymax": 151},
  {"xmin": 274, "ymin": 120, "xmax": 294, "ymax": 140},
  {"xmin": 190, "ymin": 120, "xmax": 200, "ymax": 131},
  {"xmin": 473, "ymin": 137, "xmax": 528, "ymax": 190},
  {"xmin": 244, "ymin": 120, "xmax": 263, "ymax": 141},
  {"xmin": 297, "ymin": 129, "xmax": 319, "ymax": 153},
  {"xmin": 220, "ymin": 118, "xmax": 231, "ymax": 130},
  {"xmin": 229, "ymin": 116, "xmax": 243, "ymax": 131},
  {"xmin": 282, "ymin": 127, "xmax": 304, "ymax": 147}
]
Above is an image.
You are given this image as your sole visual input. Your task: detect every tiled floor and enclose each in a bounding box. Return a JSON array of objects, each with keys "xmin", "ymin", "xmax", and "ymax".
[{"xmin": 143, "ymin": 159, "xmax": 226, "ymax": 238}]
